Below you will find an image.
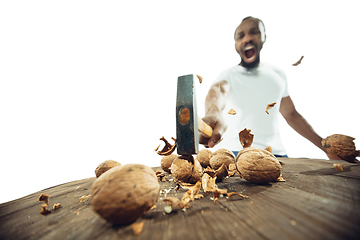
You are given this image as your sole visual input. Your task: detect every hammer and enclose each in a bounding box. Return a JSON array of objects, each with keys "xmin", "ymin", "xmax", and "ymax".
[{"xmin": 176, "ymin": 74, "xmax": 213, "ymax": 155}]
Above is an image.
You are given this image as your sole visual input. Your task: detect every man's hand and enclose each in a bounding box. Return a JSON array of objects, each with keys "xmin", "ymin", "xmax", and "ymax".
[{"xmin": 199, "ymin": 112, "xmax": 227, "ymax": 148}]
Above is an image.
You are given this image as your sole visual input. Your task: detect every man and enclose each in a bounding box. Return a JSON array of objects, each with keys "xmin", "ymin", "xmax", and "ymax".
[{"xmin": 199, "ymin": 16, "xmax": 340, "ymax": 159}]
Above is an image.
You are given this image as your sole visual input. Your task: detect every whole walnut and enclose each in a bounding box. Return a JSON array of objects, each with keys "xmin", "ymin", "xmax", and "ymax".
[
  {"xmin": 321, "ymin": 134, "xmax": 359, "ymax": 163},
  {"xmin": 95, "ymin": 160, "xmax": 121, "ymax": 178},
  {"xmin": 160, "ymin": 154, "xmax": 177, "ymax": 173},
  {"xmin": 236, "ymin": 147, "xmax": 281, "ymax": 184},
  {"xmin": 196, "ymin": 149, "xmax": 213, "ymax": 168},
  {"xmin": 90, "ymin": 164, "xmax": 159, "ymax": 225},
  {"xmin": 210, "ymin": 149, "xmax": 236, "ymax": 170},
  {"xmin": 171, "ymin": 155, "xmax": 203, "ymax": 184}
]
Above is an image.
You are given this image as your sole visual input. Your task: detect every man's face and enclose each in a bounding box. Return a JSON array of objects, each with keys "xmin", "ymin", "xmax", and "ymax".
[{"xmin": 234, "ymin": 18, "xmax": 265, "ymax": 68}]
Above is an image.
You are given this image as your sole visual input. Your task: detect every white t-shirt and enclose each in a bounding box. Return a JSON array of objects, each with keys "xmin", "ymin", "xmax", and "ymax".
[{"xmin": 213, "ymin": 62, "xmax": 289, "ymax": 155}]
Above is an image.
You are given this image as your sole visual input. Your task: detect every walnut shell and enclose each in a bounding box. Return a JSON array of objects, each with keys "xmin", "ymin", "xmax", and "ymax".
[
  {"xmin": 160, "ymin": 154, "xmax": 177, "ymax": 173},
  {"xmin": 171, "ymin": 156, "xmax": 203, "ymax": 184},
  {"xmin": 95, "ymin": 160, "xmax": 121, "ymax": 178},
  {"xmin": 321, "ymin": 134, "xmax": 359, "ymax": 163},
  {"xmin": 209, "ymin": 149, "xmax": 235, "ymax": 170},
  {"xmin": 236, "ymin": 147, "xmax": 281, "ymax": 184},
  {"xmin": 90, "ymin": 164, "xmax": 160, "ymax": 225},
  {"xmin": 196, "ymin": 149, "xmax": 213, "ymax": 168}
]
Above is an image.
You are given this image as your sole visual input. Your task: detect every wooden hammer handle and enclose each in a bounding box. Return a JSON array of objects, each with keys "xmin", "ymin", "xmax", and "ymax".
[{"xmin": 198, "ymin": 117, "xmax": 213, "ymax": 139}]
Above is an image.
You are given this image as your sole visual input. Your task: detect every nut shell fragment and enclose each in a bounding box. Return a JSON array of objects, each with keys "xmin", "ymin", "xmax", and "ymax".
[
  {"xmin": 265, "ymin": 102, "xmax": 276, "ymax": 114},
  {"xmin": 236, "ymin": 147, "xmax": 282, "ymax": 184},
  {"xmin": 228, "ymin": 108, "xmax": 236, "ymax": 115},
  {"xmin": 239, "ymin": 128, "xmax": 254, "ymax": 148},
  {"xmin": 157, "ymin": 137, "xmax": 177, "ymax": 156},
  {"xmin": 321, "ymin": 134, "xmax": 359, "ymax": 163},
  {"xmin": 90, "ymin": 164, "xmax": 160, "ymax": 225},
  {"xmin": 38, "ymin": 193, "xmax": 49, "ymax": 205}
]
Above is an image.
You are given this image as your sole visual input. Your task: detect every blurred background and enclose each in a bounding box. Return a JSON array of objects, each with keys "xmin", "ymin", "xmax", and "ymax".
[{"xmin": 1, "ymin": 0, "xmax": 359, "ymax": 204}]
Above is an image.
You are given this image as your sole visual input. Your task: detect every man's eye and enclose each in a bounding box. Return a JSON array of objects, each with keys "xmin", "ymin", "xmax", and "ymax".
[{"xmin": 236, "ymin": 35, "xmax": 244, "ymax": 40}]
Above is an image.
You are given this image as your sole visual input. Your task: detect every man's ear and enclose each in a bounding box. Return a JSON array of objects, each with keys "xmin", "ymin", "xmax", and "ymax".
[{"xmin": 263, "ymin": 34, "xmax": 267, "ymax": 44}]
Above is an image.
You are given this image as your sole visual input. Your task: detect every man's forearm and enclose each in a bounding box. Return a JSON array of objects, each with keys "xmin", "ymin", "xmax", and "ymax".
[{"xmin": 205, "ymin": 81, "xmax": 229, "ymax": 115}]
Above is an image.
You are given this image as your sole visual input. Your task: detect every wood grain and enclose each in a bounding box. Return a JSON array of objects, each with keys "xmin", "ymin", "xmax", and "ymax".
[{"xmin": 0, "ymin": 158, "xmax": 359, "ymax": 240}]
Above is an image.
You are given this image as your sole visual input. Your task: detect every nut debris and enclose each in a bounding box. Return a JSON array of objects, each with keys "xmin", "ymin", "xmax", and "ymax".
[
  {"xmin": 292, "ymin": 56, "xmax": 304, "ymax": 66},
  {"xmin": 196, "ymin": 75, "xmax": 203, "ymax": 83},
  {"xmin": 38, "ymin": 193, "xmax": 49, "ymax": 205},
  {"xmin": 239, "ymin": 128, "xmax": 254, "ymax": 148},
  {"xmin": 40, "ymin": 204, "xmax": 51, "ymax": 215},
  {"xmin": 228, "ymin": 108, "xmax": 236, "ymax": 115},
  {"xmin": 333, "ymin": 163, "xmax": 344, "ymax": 172},
  {"xmin": 131, "ymin": 222, "xmax": 144, "ymax": 236},
  {"xmin": 265, "ymin": 102, "xmax": 276, "ymax": 114},
  {"xmin": 157, "ymin": 136, "xmax": 177, "ymax": 156}
]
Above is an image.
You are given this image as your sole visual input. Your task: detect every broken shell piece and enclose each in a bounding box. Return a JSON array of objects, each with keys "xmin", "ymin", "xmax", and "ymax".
[
  {"xmin": 157, "ymin": 137, "xmax": 177, "ymax": 156},
  {"xmin": 40, "ymin": 204, "xmax": 51, "ymax": 215},
  {"xmin": 131, "ymin": 221, "xmax": 144, "ymax": 236},
  {"xmin": 227, "ymin": 192, "xmax": 248, "ymax": 200},
  {"xmin": 228, "ymin": 108, "xmax": 236, "ymax": 115},
  {"xmin": 239, "ymin": 128, "xmax": 254, "ymax": 148},
  {"xmin": 321, "ymin": 134, "xmax": 360, "ymax": 163},
  {"xmin": 80, "ymin": 195, "xmax": 91, "ymax": 203},
  {"xmin": 276, "ymin": 176, "xmax": 286, "ymax": 182},
  {"xmin": 292, "ymin": 56, "xmax": 304, "ymax": 66},
  {"xmin": 201, "ymin": 173, "xmax": 218, "ymax": 193},
  {"xmin": 163, "ymin": 197, "xmax": 189, "ymax": 210},
  {"xmin": 53, "ymin": 203, "xmax": 62, "ymax": 210},
  {"xmin": 213, "ymin": 188, "xmax": 228, "ymax": 203},
  {"xmin": 214, "ymin": 163, "xmax": 228, "ymax": 181},
  {"xmin": 38, "ymin": 193, "xmax": 49, "ymax": 205},
  {"xmin": 265, "ymin": 102, "xmax": 277, "ymax": 114},
  {"xmin": 333, "ymin": 163, "xmax": 344, "ymax": 172},
  {"xmin": 155, "ymin": 170, "xmax": 166, "ymax": 182},
  {"xmin": 181, "ymin": 181, "xmax": 201, "ymax": 204},
  {"xmin": 196, "ymin": 75, "xmax": 203, "ymax": 84}
]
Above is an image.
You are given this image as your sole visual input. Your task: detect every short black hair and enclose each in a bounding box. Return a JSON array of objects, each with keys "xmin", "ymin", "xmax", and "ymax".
[{"xmin": 234, "ymin": 16, "xmax": 266, "ymax": 40}]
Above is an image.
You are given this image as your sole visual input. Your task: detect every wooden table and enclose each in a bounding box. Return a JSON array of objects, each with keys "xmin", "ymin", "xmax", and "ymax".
[{"xmin": 1, "ymin": 158, "xmax": 359, "ymax": 240}]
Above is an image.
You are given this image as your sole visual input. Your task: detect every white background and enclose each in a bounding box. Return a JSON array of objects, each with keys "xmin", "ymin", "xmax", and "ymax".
[{"xmin": 1, "ymin": 0, "xmax": 359, "ymax": 204}]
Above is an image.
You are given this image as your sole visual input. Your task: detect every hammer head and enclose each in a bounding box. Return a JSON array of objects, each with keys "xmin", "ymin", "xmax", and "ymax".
[{"xmin": 176, "ymin": 74, "xmax": 199, "ymax": 155}]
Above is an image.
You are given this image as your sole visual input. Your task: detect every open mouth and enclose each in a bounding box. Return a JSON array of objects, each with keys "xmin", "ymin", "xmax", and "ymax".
[{"xmin": 243, "ymin": 45, "xmax": 256, "ymax": 62}]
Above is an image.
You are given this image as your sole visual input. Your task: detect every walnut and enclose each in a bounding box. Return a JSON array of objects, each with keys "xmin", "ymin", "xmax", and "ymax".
[
  {"xmin": 170, "ymin": 155, "xmax": 203, "ymax": 184},
  {"xmin": 321, "ymin": 134, "xmax": 359, "ymax": 163},
  {"xmin": 90, "ymin": 164, "xmax": 160, "ymax": 225},
  {"xmin": 236, "ymin": 147, "xmax": 282, "ymax": 184},
  {"xmin": 95, "ymin": 160, "xmax": 121, "ymax": 178},
  {"xmin": 196, "ymin": 149, "xmax": 213, "ymax": 168},
  {"xmin": 160, "ymin": 154, "xmax": 177, "ymax": 173},
  {"xmin": 209, "ymin": 149, "xmax": 235, "ymax": 170}
]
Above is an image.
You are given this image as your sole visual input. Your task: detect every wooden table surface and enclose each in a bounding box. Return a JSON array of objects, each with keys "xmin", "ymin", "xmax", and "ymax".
[{"xmin": 1, "ymin": 158, "xmax": 359, "ymax": 240}]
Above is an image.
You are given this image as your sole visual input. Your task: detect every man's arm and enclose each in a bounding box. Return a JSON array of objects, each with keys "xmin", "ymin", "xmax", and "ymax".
[
  {"xmin": 199, "ymin": 80, "xmax": 230, "ymax": 148},
  {"xmin": 280, "ymin": 96, "xmax": 341, "ymax": 160}
]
